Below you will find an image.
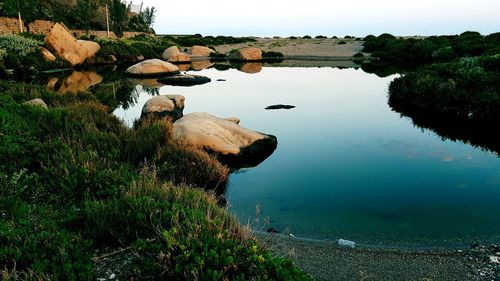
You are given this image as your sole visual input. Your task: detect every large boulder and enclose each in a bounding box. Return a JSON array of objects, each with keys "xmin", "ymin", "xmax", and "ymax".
[
  {"xmin": 45, "ymin": 23, "xmax": 89, "ymax": 66},
  {"xmin": 77, "ymin": 40, "xmax": 101, "ymax": 59},
  {"xmin": 228, "ymin": 47, "xmax": 262, "ymax": 61},
  {"xmin": 39, "ymin": 47, "xmax": 56, "ymax": 62},
  {"xmin": 126, "ymin": 59, "xmax": 180, "ymax": 77},
  {"xmin": 191, "ymin": 45, "xmax": 215, "ymax": 57},
  {"xmin": 173, "ymin": 113, "xmax": 277, "ymax": 168},
  {"xmin": 141, "ymin": 95, "xmax": 185, "ymax": 121},
  {"xmin": 162, "ymin": 46, "xmax": 191, "ymax": 63},
  {"xmin": 157, "ymin": 74, "xmax": 211, "ymax": 87}
]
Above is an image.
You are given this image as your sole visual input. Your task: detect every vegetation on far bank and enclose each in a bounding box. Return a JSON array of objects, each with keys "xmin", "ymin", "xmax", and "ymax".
[
  {"xmin": 388, "ymin": 55, "xmax": 500, "ymax": 120},
  {"xmin": 363, "ymin": 31, "xmax": 500, "ymax": 65},
  {"xmin": 0, "ymin": 80, "xmax": 311, "ymax": 280},
  {"xmin": 360, "ymin": 31, "xmax": 500, "ymax": 122}
]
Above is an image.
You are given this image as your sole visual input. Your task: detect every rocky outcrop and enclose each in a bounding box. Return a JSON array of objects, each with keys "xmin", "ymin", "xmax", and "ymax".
[
  {"xmin": 39, "ymin": 47, "xmax": 56, "ymax": 62},
  {"xmin": 23, "ymin": 98, "xmax": 48, "ymax": 109},
  {"xmin": 162, "ymin": 46, "xmax": 191, "ymax": 63},
  {"xmin": 172, "ymin": 113, "xmax": 278, "ymax": 168},
  {"xmin": 228, "ymin": 47, "xmax": 262, "ymax": 61},
  {"xmin": 126, "ymin": 59, "xmax": 180, "ymax": 77},
  {"xmin": 57, "ymin": 71, "xmax": 103, "ymax": 94},
  {"xmin": 157, "ymin": 74, "xmax": 211, "ymax": 87},
  {"xmin": 77, "ymin": 40, "xmax": 101, "ymax": 59},
  {"xmin": 45, "ymin": 23, "xmax": 89, "ymax": 66},
  {"xmin": 191, "ymin": 45, "xmax": 215, "ymax": 57},
  {"xmin": 141, "ymin": 95, "xmax": 185, "ymax": 121}
]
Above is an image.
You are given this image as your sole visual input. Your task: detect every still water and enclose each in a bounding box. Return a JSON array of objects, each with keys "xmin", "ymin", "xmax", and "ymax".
[{"xmin": 112, "ymin": 65, "xmax": 500, "ymax": 247}]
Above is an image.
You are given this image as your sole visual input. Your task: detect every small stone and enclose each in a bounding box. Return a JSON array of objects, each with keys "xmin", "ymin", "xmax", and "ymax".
[
  {"xmin": 289, "ymin": 233, "xmax": 295, "ymax": 238},
  {"xmin": 109, "ymin": 273, "xmax": 116, "ymax": 279},
  {"xmin": 23, "ymin": 98, "xmax": 48, "ymax": 109},
  {"xmin": 267, "ymin": 227, "xmax": 280, "ymax": 233},
  {"xmin": 490, "ymin": 256, "xmax": 500, "ymax": 264}
]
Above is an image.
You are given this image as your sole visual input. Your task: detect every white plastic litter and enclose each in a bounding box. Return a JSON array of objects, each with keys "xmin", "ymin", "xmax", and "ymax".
[{"xmin": 337, "ymin": 239, "xmax": 356, "ymax": 248}]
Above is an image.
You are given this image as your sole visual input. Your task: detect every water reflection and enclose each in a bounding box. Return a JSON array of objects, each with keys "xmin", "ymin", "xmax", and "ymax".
[
  {"xmin": 390, "ymin": 101, "xmax": 500, "ymax": 156},
  {"xmin": 52, "ymin": 71, "xmax": 103, "ymax": 94},
  {"xmin": 35, "ymin": 64, "xmax": 500, "ymax": 246},
  {"xmin": 127, "ymin": 78, "xmax": 165, "ymax": 88},
  {"xmin": 191, "ymin": 60, "xmax": 215, "ymax": 71}
]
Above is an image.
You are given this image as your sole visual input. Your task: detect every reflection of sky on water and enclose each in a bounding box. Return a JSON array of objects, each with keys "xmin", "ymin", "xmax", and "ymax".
[{"xmin": 113, "ymin": 67, "xmax": 500, "ymax": 247}]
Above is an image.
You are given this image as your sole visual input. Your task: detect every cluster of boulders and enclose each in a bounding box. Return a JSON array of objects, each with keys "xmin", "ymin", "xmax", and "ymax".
[
  {"xmin": 42, "ymin": 23, "xmax": 102, "ymax": 66},
  {"xmin": 141, "ymin": 94, "xmax": 277, "ymax": 168}
]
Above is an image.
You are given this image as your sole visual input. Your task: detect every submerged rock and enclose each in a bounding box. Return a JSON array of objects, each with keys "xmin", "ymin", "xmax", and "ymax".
[
  {"xmin": 45, "ymin": 23, "xmax": 89, "ymax": 66},
  {"xmin": 141, "ymin": 95, "xmax": 185, "ymax": 121},
  {"xmin": 23, "ymin": 98, "xmax": 48, "ymax": 109},
  {"xmin": 265, "ymin": 104, "xmax": 296, "ymax": 110},
  {"xmin": 126, "ymin": 59, "xmax": 180, "ymax": 77},
  {"xmin": 172, "ymin": 113, "xmax": 277, "ymax": 168},
  {"xmin": 157, "ymin": 74, "xmax": 211, "ymax": 86}
]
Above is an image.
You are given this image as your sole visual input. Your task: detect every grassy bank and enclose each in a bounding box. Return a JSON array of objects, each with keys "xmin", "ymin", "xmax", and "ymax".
[{"xmin": 0, "ymin": 80, "xmax": 310, "ymax": 280}]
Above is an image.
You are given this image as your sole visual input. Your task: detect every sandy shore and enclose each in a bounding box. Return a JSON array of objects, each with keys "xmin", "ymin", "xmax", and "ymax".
[
  {"xmin": 255, "ymin": 232, "xmax": 500, "ymax": 281},
  {"xmin": 214, "ymin": 38, "xmax": 365, "ymax": 58}
]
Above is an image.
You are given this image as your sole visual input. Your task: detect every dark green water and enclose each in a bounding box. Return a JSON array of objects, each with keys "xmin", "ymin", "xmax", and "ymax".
[{"xmin": 112, "ymin": 66, "xmax": 500, "ymax": 247}]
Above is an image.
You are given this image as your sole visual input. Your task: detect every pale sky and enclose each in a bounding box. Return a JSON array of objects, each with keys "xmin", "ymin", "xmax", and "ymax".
[{"xmin": 136, "ymin": 0, "xmax": 500, "ymax": 37}]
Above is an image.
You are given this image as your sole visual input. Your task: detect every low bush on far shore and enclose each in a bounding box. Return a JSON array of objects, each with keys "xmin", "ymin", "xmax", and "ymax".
[
  {"xmin": 388, "ymin": 55, "xmax": 500, "ymax": 120},
  {"xmin": 363, "ymin": 31, "xmax": 500, "ymax": 65}
]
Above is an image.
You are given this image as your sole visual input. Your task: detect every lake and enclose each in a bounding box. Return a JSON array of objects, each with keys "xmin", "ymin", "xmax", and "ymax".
[{"xmin": 94, "ymin": 63, "xmax": 500, "ymax": 248}]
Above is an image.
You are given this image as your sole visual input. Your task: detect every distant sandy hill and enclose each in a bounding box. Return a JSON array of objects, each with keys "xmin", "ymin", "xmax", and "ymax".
[{"xmin": 214, "ymin": 37, "xmax": 365, "ymax": 58}]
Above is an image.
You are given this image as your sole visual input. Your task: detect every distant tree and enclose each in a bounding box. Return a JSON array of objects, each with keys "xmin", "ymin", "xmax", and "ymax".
[
  {"xmin": 0, "ymin": 0, "xmax": 44, "ymax": 23},
  {"xmin": 75, "ymin": 0, "xmax": 99, "ymax": 34},
  {"xmin": 140, "ymin": 6, "xmax": 156, "ymax": 30},
  {"xmin": 109, "ymin": 0, "xmax": 130, "ymax": 37}
]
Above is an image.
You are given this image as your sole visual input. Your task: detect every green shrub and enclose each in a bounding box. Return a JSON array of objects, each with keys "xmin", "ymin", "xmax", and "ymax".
[
  {"xmin": 83, "ymin": 168, "xmax": 311, "ymax": 280},
  {"xmin": 0, "ymin": 34, "xmax": 42, "ymax": 57},
  {"xmin": 302, "ymin": 35, "xmax": 311, "ymax": 39},
  {"xmin": 353, "ymin": 52, "xmax": 365, "ymax": 58},
  {"xmin": 315, "ymin": 35, "xmax": 327, "ymax": 39},
  {"xmin": 388, "ymin": 55, "xmax": 500, "ymax": 120},
  {"xmin": 338, "ymin": 40, "xmax": 347, "ymax": 45}
]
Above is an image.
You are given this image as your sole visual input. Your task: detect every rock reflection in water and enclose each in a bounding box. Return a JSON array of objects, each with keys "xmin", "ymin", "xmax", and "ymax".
[
  {"xmin": 191, "ymin": 60, "xmax": 215, "ymax": 71},
  {"xmin": 127, "ymin": 78, "xmax": 165, "ymax": 89},
  {"xmin": 177, "ymin": 63, "xmax": 191, "ymax": 72},
  {"xmin": 237, "ymin": 62, "xmax": 263, "ymax": 74},
  {"xmin": 51, "ymin": 71, "xmax": 104, "ymax": 94}
]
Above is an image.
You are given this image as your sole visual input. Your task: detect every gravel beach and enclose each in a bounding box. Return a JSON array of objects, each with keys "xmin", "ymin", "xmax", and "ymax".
[{"xmin": 255, "ymin": 232, "xmax": 500, "ymax": 281}]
